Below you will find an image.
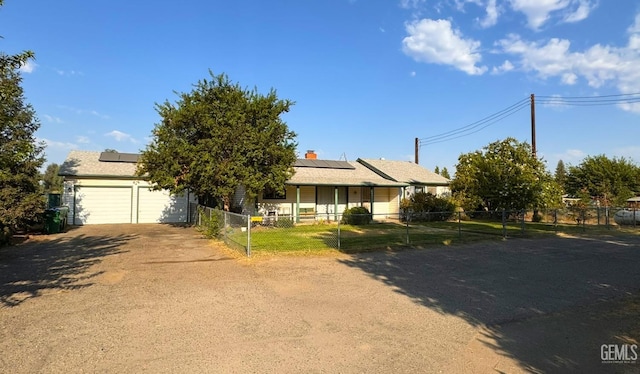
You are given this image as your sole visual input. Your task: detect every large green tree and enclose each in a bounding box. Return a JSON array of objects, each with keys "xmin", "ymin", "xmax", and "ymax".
[
  {"xmin": 565, "ymin": 155, "xmax": 640, "ymax": 206},
  {"xmin": 451, "ymin": 138, "xmax": 561, "ymax": 212},
  {"xmin": 0, "ymin": 46, "xmax": 45, "ymax": 241},
  {"xmin": 137, "ymin": 72, "xmax": 297, "ymax": 210}
]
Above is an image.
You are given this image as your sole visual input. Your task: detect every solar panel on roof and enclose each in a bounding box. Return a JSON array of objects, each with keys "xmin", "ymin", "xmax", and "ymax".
[
  {"xmin": 98, "ymin": 152, "xmax": 141, "ymax": 163},
  {"xmin": 294, "ymin": 159, "xmax": 355, "ymax": 169},
  {"xmin": 118, "ymin": 153, "xmax": 140, "ymax": 163},
  {"xmin": 98, "ymin": 152, "xmax": 119, "ymax": 162}
]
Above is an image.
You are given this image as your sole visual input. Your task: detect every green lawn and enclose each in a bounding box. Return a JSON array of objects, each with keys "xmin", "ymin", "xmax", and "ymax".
[
  {"xmin": 221, "ymin": 218, "xmax": 639, "ymax": 256},
  {"xmin": 227, "ymin": 221, "xmax": 500, "ymax": 254}
]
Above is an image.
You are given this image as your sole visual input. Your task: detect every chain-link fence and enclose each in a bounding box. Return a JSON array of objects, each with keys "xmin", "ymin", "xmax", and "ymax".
[
  {"xmin": 191, "ymin": 205, "xmax": 639, "ymax": 256},
  {"xmin": 191, "ymin": 204, "xmax": 251, "ymax": 256}
]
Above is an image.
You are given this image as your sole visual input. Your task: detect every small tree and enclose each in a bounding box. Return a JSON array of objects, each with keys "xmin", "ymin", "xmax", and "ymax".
[
  {"xmin": 434, "ymin": 166, "xmax": 440, "ymax": 175},
  {"xmin": 555, "ymin": 160, "xmax": 567, "ymax": 192},
  {"xmin": 441, "ymin": 167, "xmax": 451, "ymax": 179},
  {"xmin": 408, "ymin": 192, "xmax": 455, "ymax": 221},
  {"xmin": 137, "ymin": 72, "xmax": 298, "ymax": 210},
  {"xmin": 42, "ymin": 163, "xmax": 63, "ymax": 193}
]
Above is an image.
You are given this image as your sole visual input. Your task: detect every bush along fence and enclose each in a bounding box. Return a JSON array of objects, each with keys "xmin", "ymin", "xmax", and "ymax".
[{"xmin": 190, "ymin": 204, "xmax": 639, "ymax": 257}]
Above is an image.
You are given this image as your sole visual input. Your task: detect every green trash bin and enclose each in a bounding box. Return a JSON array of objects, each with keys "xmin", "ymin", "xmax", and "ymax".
[{"xmin": 44, "ymin": 207, "xmax": 68, "ymax": 234}]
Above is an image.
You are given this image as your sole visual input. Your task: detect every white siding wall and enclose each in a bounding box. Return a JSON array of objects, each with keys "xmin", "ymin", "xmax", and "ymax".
[
  {"xmin": 257, "ymin": 185, "xmax": 316, "ymax": 218},
  {"xmin": 255, "ymin": 185, "xmax": 401, "ymax": 221}
]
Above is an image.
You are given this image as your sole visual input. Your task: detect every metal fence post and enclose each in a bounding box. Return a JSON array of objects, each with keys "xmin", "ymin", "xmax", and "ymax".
[
  {"xmin": 224, "ymin": 211, "xmax": 228, "ymax": 242},
  {"xmin": 337, "ymin": 218, "xmax": 341, "ymax": 250},
  {"xmin": 246, "ymin": 214, "xmax": 251, "ymax": 257},
  {"xmin": 502, "ymin": 209, "xmax": 506, "ymax": 239},
  {"xmin": 405, "ymin": 212, "xmax": 410, "ymax": 245}
]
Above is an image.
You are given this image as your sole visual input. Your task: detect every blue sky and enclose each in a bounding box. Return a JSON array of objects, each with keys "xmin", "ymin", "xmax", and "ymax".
[{"xmin": 3, "ymin": 0, "xmax": 640, "ymax": 174}]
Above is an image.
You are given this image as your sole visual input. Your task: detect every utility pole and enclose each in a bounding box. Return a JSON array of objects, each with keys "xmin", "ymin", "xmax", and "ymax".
[
  {"xmin": 415, "ymin": 137, "xmax": 419, "ymax": 164},
  {"xmin": 531, "ymin": 93, "xmax": 536, "ymax": 158}
]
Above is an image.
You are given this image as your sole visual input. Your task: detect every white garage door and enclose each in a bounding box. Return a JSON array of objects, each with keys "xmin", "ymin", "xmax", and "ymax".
[
  {"xmin": 74, "ymin": 186, "xmax": 133, "ymax": 225},
  {"xmin": 137, "ymin": 188, "xmax": 189, "ymax": 223}
]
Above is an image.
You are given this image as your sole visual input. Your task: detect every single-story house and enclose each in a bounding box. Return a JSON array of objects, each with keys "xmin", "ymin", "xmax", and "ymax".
[
  {"xmin": 254, "ymin": 150, "xmax": 450, "ymax": 222},
  {"xmin": 357, "ymin": 158, "xmax": 451, "ymax": 197},
  {"xmin": 59, "ymin": 150, "xmax": 450, "ymax": 224},
  {"xmin": 59, "ymin": 150, "xmax": 196, "ymax": 225}
]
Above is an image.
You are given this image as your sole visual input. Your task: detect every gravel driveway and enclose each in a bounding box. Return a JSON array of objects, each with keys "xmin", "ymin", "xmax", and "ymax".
[{"xmin": 1, "ymin": 225, "xmax": 639, "ymax": 373}]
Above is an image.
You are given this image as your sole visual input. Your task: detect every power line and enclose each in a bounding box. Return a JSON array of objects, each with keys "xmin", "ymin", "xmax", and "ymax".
[
  {"xmin": 537, "ymin": 92, "xmax": 640, "ymax": 99},
  {"xmin": 418, "ymin": 97, "xmax": 529, "ymax": 146},
  {"xmin": 418, "ymin": 92, "xmax": 640, "ymax": 148},
  {"xmin": 536, "ymin": 92, "xmax": 640, "ymax": 106}
]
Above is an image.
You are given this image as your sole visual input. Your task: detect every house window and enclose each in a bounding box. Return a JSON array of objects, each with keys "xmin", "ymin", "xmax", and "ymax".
[
  {"xmin": 415, "ymin": 186, "xmax": 424, "ymax": 194},
  {"xmin": 263, "ymin": 187, "xmax": 286, "ymax": 200}
]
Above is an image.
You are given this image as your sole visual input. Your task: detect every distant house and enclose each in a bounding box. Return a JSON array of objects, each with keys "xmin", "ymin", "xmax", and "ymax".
[
  {"xmin": 357, "ymin": 158, "xmax": 451, "ymax": 197},
  {"xmin": 59, "ymin": 151, "xmax": 195, "ymax": 225}
]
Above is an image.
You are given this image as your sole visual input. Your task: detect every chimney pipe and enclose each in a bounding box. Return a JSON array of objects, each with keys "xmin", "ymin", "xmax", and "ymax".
[{"xmin": 305, "ymin": 150, "xmax": 317, "ymax": 159}]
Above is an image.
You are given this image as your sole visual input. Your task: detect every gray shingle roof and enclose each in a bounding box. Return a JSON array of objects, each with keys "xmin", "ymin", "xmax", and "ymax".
[
  {"xmin": 59, "ymin": 150, "xmax": 140, "ymax": 177},
  {"xmin": 357, "ymin": 158, "xmax": 450, "ymax": 185},
  {"xmin": 59, "ymin": 151, "xmax": 412, "ymax": 187},
  {"xmin": 288, "ymin": 160, "xmax": 407, "ymax": 187}
]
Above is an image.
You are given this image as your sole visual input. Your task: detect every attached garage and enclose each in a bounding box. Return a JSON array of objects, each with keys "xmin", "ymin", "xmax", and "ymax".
[
  {"xmin": 136, "ymin": 187, "xmax": 189, "ymax": 224},
  {"xmin": 75, "ymin": 186, "xmax": 133, "ymax": 224},
  {"xmin": 60, "ymin": 151, "xmax": 194, "ymax": 225}
]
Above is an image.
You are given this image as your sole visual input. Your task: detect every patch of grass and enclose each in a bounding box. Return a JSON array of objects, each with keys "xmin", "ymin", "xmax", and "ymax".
[{"xmin": 223, "ymin": 219, "xmax": 640, "ymax": 256}]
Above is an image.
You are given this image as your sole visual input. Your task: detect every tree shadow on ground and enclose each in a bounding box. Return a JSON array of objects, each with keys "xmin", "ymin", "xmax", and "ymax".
[
  {"xmin": 338, "ymin": 235, "xmax": 640, "ymax": 373},
  {"xmin": 0, "ymin": 232, "xmax": 133, "ymax": 307}
]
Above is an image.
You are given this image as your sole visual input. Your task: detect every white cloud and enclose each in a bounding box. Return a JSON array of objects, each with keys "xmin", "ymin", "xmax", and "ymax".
[
  {"xmin": 55, "ymin": 69, "xmax": 83, "ymax": 76},
  {"xmin": 105, "ymin": 130, "xmax": 137, "ymax": 143},
  {"xmin": 563, "ymin": 0, "xmax": 595, "ymax": 23},
  {"xmin": 402, "ymin": 18, "xmax": 487, "ymax": 75},
  {"xmin": 478, "ymin": 0, "xmax": 500, "ymax": 28},
  {"xmin": 19, "ymin": 60, "xmax": 37, "ymax": 74},
  {"xmin": 399, "ymin": 0, "xmax": 426, "ymax": 9},
  {"xmin": 509, "ymin": 0, "xmax": 572, "ymax": 30},
  {"xmin": 42, "ymin": 114, "xmax": 63, "ymax": 124},
  {"xmin": 495, "ymin": 19, "xmax": 640, "ymax": 112},
  {"xmin": 410, "ymin": 71, "xmax": 417, "ymax": 77},
  {"xmin": 39, "ymin": 138, "xmax": 77, "ymax": 150},
  {"xmin": 540, "ymin": 94, "xmax": 570, "ymax": 109},
  {"xmin": 629, "ymin": 14, "xmax": 640, "ymax": 34},
  {"xmin": 76, "ymin": 136, "xmax": 91, "ymax": 144},
  {"xmin": 556, "ymin": 149, "xmax": 587, "ymax": 163},
  {"xmin": 491, "ymin": 60, "xmax": 514, "ymax": 74},
  {"xmin": 58, "ymin": 105, "xmax": 110, "ymax": 119},
  {"xmin": 561, "ymin": 72, "xmax": 578, "ymax": 85}
]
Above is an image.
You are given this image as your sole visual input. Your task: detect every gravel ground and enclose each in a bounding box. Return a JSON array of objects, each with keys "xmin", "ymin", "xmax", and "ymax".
[{"xmin": 1, "ymin": 225, "xmax": 639, "ymax": 373}]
